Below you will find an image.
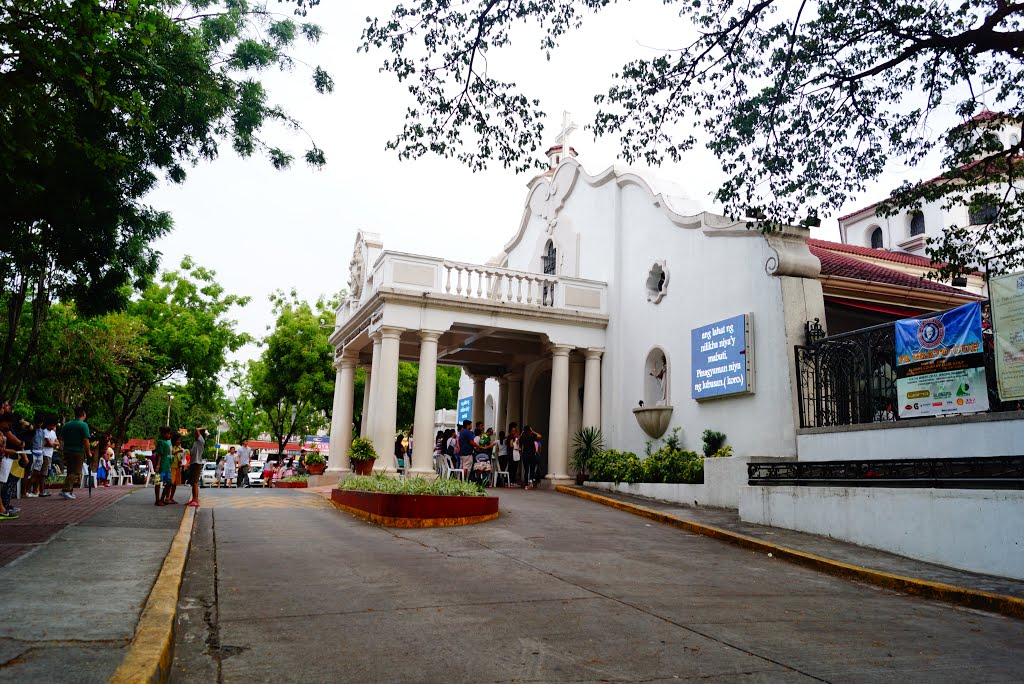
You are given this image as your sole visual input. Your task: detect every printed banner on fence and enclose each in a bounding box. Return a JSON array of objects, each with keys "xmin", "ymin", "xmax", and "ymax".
[
  {"xmin": 895, "ymin": 302, "xmax": 989, "ymax": 418},
  {"xmin": 990, "ymin": 270, "xmax": 1024, "ymax": 402},
  {"xmin": 691, "ymin": 313, "xmax": 753, "ymax": 400}
]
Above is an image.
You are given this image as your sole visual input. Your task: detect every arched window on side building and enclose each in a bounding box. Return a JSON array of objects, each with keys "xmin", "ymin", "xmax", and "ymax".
[{"xmin": 869, "ymin": 227, "xmax": 883, "ymax": 249}]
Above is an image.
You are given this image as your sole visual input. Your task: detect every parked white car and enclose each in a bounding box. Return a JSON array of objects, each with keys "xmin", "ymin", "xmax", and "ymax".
[
  {"xmin": 246, "ymin": 461, "xmax": 266, "ymax": 487},
  {"xmin": 199, "ymin": 462, "xmax": 217, "ymax": 488}
]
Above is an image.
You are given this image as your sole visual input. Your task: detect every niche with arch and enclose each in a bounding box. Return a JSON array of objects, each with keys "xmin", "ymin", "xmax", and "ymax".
[{"xmin": 644, "ymin": 347, "xmax": 670, "ymax": 406}]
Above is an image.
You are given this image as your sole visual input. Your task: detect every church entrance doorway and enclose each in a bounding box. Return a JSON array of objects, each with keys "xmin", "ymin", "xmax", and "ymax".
[{"xmin": 527, "ymin": 369, "xmax": 551, "ymax": 477}]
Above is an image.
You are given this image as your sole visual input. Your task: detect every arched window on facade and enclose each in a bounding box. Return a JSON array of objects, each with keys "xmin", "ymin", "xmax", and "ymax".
[
  {"xmin": 968, "ymin": 197, "xmax": 999, "ymax": 226},
  {"xmin": 541, "ymin": 240, "xmax": 557, "ymax": 305},
  {"xmin": 541, "ymin": 240, "xmax": 557, "ymax": 275},
  {"xmin": 909, "ymin": 212, "xmax": 926, "ymax": 237},
  {"xmin": 869, "ymin": 227, "xmax": 883, "ymax": 249}
]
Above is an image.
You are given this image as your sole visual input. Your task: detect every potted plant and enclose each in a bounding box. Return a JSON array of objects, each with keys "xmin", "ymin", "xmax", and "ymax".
[
  {"xmin": 305, "ymin": 452, "xmax": 327, "ymax": 475},
  {"xmin": 571, "ymin": 426, "xmax": 605, "ymax": 485},
  {"xmin": 348, "ymin": 437, "xmax": 377, "ymax": 475}
]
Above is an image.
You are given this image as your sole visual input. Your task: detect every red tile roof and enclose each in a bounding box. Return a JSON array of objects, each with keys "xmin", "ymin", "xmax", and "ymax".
[
  {"xmin": 810, "ymin": 245, "xmax": 976, "ymax": 295},
  {"xmin": 807, "ymin": 238, "xmax": 942, "ymax": 269},
  {"xmin": 122, "ymin": 439, "xmax": 155, "ymax": 451}
]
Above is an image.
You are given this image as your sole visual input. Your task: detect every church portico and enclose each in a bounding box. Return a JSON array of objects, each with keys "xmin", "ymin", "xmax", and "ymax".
[{"xmin": 328, "ymin": 236, "xmax": 609, "ymax": 479}]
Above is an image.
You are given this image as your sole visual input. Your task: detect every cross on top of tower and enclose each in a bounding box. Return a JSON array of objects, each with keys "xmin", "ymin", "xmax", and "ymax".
[{"xmin": 545, "ymin": 110, "xmax": 579, "ymax": 169}]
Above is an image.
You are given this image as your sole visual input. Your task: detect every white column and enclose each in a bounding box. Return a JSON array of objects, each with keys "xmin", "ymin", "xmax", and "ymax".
[
  {"xmin": 364, "ymin": 333, "xmax": 382, "ymax": 439},
  {"xmin": 372, "ymin": 326, "xmax": 403, "ymax": 474},
  {"xmin": 583, "ymin": 348, "xmax": 603, "ymax": 429},
  {"xmin": 496, "ymin": 377, "xmax": 509, "ymax": 434},
  {"xmin": 506, "ymin": 372, "xmax": 523, "ymax": 429},
  {"xmin": 568, "ymin": 354, "xmax": 583, "ymax": 439},
  {"xmin": 411, "ymin": 331, "xmax": 442, "ymax": 478},
  {"xmin": 328, "ymin": 356, "xmax": 357, "ymax": 473},
  {"xmin": 545, "ymin": 345, "xmax": 572, "ymax": 484},
  {"xmin": 472, "ymin": 374, "xmax": 487, "ymax": 426},
  {"xmin": 359, "ymin": 367, "xmax": 372, "ymax": 438}
]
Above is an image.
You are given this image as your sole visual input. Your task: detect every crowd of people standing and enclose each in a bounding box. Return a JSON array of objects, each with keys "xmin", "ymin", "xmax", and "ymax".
[{"xmin": 430, "ymin": 420, "xmax": 544, "ymax": 488}]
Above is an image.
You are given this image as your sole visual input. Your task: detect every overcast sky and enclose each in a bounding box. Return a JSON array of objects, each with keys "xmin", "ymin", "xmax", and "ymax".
[{"xmin": 146, "ymin": 0, "xmax": 956, "ymax": 367}]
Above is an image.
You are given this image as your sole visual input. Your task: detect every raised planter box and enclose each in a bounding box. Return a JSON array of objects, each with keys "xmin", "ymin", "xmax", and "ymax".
[
  {"xmin": 274, "ymin": 481, "xmax": 308, "ymax": 489},
  {"xmin": 330, "ymin": 489, "xmax": 499, "ymax": 528}
]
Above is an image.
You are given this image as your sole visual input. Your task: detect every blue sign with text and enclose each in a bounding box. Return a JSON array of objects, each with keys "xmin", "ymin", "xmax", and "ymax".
[
  {"xmin": 691, "ymin": 313, "xmax": 752, "ymax": 400},
  {"xmin": 457, "ymin": 396, "xmax": 472, "ymax": 423}
]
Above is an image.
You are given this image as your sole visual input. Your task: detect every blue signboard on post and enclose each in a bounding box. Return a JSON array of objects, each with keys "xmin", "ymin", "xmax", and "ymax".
[
  {"xmin": 691, "ymin": 313, "xmax": 753, "ymax": 400},
  {"xmin": 457, "ymin": 396, "xmax": 472, "ymax": 423}
]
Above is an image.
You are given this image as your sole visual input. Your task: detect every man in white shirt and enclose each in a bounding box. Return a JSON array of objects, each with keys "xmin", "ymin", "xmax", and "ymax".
[
  {"xmin": 236, "ymin": 439, "xmax": 252, "ymax": 488},
  {"xmin": 38, "ymin": 417, "xmax": 59, "ymax": 497}
]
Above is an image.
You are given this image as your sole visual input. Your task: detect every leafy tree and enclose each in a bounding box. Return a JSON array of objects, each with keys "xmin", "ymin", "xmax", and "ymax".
[
  {"xmin": 220, "ymin": 364, "xmax": 267, "ymax": 443},
  {"xmin": 362, "ymin": 0, "xmax": 1023, "ymax": 275},
  {"xmin": 0, "ymin": 0, "xmax": 332, "ymax": 401},
  {"xmin": 94, "ymin": 257, "xmax": 250, "ymax": 447},
  {"xmin": 124, "ymin": 382, "xmax": 220, "ymax": 442},
  {"xmin": 252, "ymin": 291, "xmax": 337, "ymax": 455}
]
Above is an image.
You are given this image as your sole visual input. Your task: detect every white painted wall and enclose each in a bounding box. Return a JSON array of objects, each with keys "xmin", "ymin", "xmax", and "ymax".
[
  {"xmin": 505, "ymin": 161, "xmax": 823, "ymax": 460},
  {"xmin": 797, "ymin": 414, "xmax": 1024, "ymax": 461},
  {"xmin": 740, "ymin": 485, "xmax": 1024, "ymax": 580},
  {"xmin": 585, "ymin": 454, "xmax": 750, "ymax": 509}
]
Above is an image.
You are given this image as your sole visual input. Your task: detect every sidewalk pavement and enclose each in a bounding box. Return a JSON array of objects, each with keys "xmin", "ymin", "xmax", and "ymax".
[
  {"xmin": 0, "ymin": 488, "xmax": 185, "ymax": 682},
  {"xmin": 566, "ymin": 485, "xmax": 1024, "ymax": 600},
  {"xmin": 0, "ymin": 485, "xmax": 138, "ymax": 567}
]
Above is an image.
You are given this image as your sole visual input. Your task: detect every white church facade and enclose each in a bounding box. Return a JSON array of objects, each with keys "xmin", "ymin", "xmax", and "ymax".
[
  {"xmin": 328, "ymin": 146, "xmax": 824, "ymax": 485},
  {"xmin": 327, "ymin": 141, "xmax": 1023, "ymax": 581}
]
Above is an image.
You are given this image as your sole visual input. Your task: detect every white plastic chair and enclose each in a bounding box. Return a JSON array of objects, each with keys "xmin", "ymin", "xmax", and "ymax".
[
  {"xmin": 443, "ymin": 455, "xmax": 465, "ymax": 481},
  {"xmin": 492, "ymin": 458, "xmax": 511, "ymax": 487}
]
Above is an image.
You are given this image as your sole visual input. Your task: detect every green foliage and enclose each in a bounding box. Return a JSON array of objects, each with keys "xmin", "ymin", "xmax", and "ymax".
[
  {"xmin": 589, "ymin": 450, "xmax": 643, "ymax": 484},
  {"xmin": 663, "ymin": 427, "xmax": 683, "ymax": 450},
  {"xmin": 0, "ymin": 0, "xmax": 332, "ymax": 404},
  {"xmin": 219, "ymin": 366, "xmax": 266, "ymax": 444},
  {"xmin": 711, "ymin": 445, "xmax": 733, "ymax": 459},
  {"xmin": 338, "ymin": 475, "xmax": 486, "ymax": 497},
  {"xmin": 642, "ymin": 447, "xmax": 704, "ymax": 485},
  {"xmin": 348, "ymin": 437, "xmax": 377, "ymax": 462},
  {"xmin": 362, "ymin": 0, "xmax": 1024, "ymax": 276},
  {"xmin": 571, "ymin": 426, "xmax": 605, "ymax": 476},
  {"xmin": 702, "ymin": 430, "xmax": 727, "ymax": 458},
  {"xmin": 251, "ymin": 290, "xmax": 338, "ymax": 454},
  {"xmin": 304, "ymin": 452, "xmax": 326, "ymax": 465},
  {"xmin": 281, "ymin": 474, "xmax": 310, "ymax": 483}
]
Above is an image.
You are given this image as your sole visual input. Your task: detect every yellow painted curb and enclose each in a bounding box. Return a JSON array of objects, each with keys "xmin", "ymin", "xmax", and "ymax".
[
  {"xmin": 557, "ymin": 485, "xmax": 1024, "ymax": 621},
  {"xmin": 109, "ymin": 506, "xmax": 197, "ymax": 684}
]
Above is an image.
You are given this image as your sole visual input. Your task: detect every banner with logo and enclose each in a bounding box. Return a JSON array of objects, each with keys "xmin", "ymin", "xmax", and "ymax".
[
  {"xmin": 990, "ymin": 270, "xmax": 1024, "ymax": 401},
  {"xmin": 895, "ymin": 302, "xmax": 989, "ymax": 418},
  {"xmin": 303, "ymin": 435, "xmax": 330, "ymax": 454}
]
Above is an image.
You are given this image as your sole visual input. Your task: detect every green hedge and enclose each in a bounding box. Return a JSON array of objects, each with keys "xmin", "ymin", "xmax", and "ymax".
[
  {"xmin": 337, "ymin": 475, "xmax": 486, "ymax": 497},
  {"xmin": 590, "ymin": 447, "xmax": 704, "ymax": 485}
]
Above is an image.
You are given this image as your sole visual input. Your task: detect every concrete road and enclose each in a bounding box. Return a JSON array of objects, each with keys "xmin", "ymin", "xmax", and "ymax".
[{"xmin": 170, "ymin": 487, "xmax": 1024, "ymax": 683}]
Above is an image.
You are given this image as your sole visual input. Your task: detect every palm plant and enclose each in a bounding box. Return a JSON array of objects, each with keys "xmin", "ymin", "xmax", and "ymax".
[{"xmin": 571, "ymin": 426, "xmax": 605, "ymax": 484}]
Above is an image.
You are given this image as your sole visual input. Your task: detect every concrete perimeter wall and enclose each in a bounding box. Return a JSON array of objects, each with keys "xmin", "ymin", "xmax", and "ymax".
[
  {"xmin": 797, "ymin": 411, "xmax": 1024, "ymax": 461},
  {"xmin": 586, "ymin": 454, "xmax": 751, "ymax": 509},
  {"xmin": 740, "ymin": 485, "xmax": 1024, "ymax": 580}
]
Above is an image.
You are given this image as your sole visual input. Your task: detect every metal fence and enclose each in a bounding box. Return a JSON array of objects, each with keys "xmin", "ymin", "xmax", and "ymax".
[
  {"xmin": 795, "ymin": 305, "xmax": 1014, "ymax": 429},
  {"xmin": 748, "ymin": 456, "xmax": 1024, "ymax": 489}
]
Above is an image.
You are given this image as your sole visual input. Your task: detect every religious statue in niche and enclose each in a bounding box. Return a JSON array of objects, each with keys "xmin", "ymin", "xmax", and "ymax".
[
  {"xmin": 647, "ymin": 349, "xmax": 668, "ymax": 405},
  {"xmin": 348, "ymin": 247, "xmax": 364, "ymax": 300}
]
